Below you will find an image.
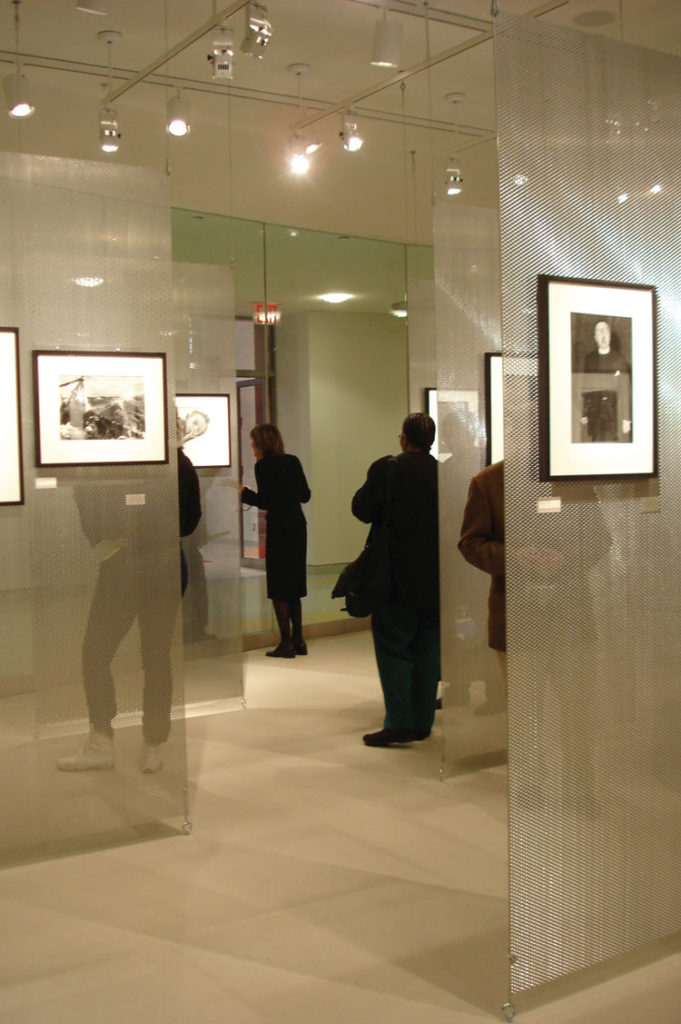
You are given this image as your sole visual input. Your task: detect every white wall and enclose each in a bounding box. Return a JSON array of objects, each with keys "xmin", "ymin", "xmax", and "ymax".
[{"xmin": 277, "ymin": 310, "xmax": 408, "ymax": 566}]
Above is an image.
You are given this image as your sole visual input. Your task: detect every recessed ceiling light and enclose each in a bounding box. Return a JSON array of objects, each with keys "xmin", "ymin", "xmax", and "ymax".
[
  {"xmin": 320, "ymin": 292, "xmax": 352, "ymax": 304},
  {"xmin": 73, "ymin": 276, "xmax": 104, "ymax": 287},
  {"xmin": 617, "ymin": 192, "xmax": 628, "ymax": 204},
  {"xmin": 650, "ymin": 183, "xmax": 662, "ymax": 195}
]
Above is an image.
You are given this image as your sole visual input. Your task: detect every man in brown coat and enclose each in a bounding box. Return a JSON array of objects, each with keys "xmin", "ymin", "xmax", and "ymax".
[{"xmin": 458, "ymin": 460, "xmax": 505, "ymax": 667}]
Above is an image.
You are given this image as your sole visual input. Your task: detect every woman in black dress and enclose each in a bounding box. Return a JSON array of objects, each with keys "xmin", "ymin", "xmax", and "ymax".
[{"xmin": 240, "ymin": 424, "xmax": 311, "ymax": 657}]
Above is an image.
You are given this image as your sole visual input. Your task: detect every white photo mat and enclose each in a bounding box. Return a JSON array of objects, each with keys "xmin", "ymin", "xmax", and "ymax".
[
  {"xmin": 539, "ymin": 275, "xmax": 656, "ymax": 479},
  {"xmin": 34, "ymin": 350, "xmax": 168, "ymax": 466},
  {"xmin": 485, "ymin": 352, "xmax": 504, "ymax": 465},
  {"xmin": 426, "ymin": 387, "xmax": 480, "ymax": 463},
  {"xmin": 0, "ymin": 328, "xmax": 23, "ymax": 504},
  {"xmin": 175, "ymin": 393, "xmax": 231, "ymax": 468}
]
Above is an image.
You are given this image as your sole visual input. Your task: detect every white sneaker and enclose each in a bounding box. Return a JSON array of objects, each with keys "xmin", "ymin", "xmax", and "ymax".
[
  {"xmin": 142, "ymin": 743, "xmax": 163, "ymax": 774},
  {"xmin": 57, "ymin": 728, "xmax": 114, "ymax": 771}
]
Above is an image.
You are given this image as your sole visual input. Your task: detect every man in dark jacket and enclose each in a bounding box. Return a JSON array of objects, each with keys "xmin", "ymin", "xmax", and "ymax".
[{"xmin": 352, "ymin": 413, "xmax": 440, "ymax": 747}]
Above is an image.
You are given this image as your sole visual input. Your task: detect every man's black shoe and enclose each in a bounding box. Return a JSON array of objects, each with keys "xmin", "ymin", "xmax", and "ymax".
[{"xmin": 362, "ymin": 728, "xmax": 417, "ymax": 747}]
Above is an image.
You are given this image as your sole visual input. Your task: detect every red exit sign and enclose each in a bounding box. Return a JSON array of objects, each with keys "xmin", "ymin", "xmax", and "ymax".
[{"xmin": 252, "ymin": 302, "xmax": 281, "ymax": 325}]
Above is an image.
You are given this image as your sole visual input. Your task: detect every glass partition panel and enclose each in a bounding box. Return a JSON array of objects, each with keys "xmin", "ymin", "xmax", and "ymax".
[
  {"xmin": 495, "ymin": 11, "xmax": 681, "ymax": 998},
  {"xmin": 0, "ymin": 153, "xmax": 186, "ymax": 863},
  {"xmin": 173, "ymin": 263, "xmax": 243, "ymax": 710}
]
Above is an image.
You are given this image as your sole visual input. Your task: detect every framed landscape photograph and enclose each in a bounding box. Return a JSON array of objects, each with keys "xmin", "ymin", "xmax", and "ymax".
[
  {"xmin": 426, "ymin": 386, "xmax": 480, "ymax": 462},
  {"xmin": 538, "ymin": 275, "xmax": 656, "ymax": 480},
  {"xmin": 484, "ymin": 352, "xmax": 504, "ymax": 466},
  {"xmin": 0, "ymin": 328, "xmax": 24, "ymax": 505},
  {"xmin": 33, "ymin": 350, "xmax": 168, "ymax": 467},
  {"xmin": 176, "ymin": 393, "xmax": 231, "ymax": 468}
]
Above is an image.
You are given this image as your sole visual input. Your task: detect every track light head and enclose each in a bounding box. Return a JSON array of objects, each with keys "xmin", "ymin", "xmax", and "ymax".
[
  {"xmin": 166, "ymin": 93, "xmax": 191, "ymax": 137},
  {"xmin": 99, "ymin": 106, "xmax": 120, "ymax": 152},
  {"xmin": 445, "ymin": 160, "xmax": 463, "ymax": 196},
  {"xmin": 208, "ymin": 25, "xmax": 235, "ymax": 80},
  {"xmin": 340, "ymin": 111, "xmax": 363, "ymax": 152},
  {"xmin": 371, "ymin": 13, "xmax": 403, "ymax": 69},
  {"xmin": 3, "ymin": 72, "xmax": 34, "ymax": 119},
  {"xmin": 241, "ymin": 2, "xmax": 272, "ymax": 58}
]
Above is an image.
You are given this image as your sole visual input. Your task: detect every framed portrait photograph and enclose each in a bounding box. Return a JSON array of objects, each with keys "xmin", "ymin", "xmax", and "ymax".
[
  {"xmin": 33, "ymin": 350, "xmax": 168, "ymax": 467},
  {"xmin": 484, "ymin": 352, "xmax": 504, "ymax": 466},
  {"xmin": 426, "ymin": 386, "xmax": 480, "ymax": 462},
  {"xmin": 0, "ymin": 328, "xmax": 24, "ymax": 505},
  {"xmin": 176, "ymin": 393, "xmax": 231, "ymax": 468},
  {"xmin": 538, "ymin": 275, "xmax": 657, "ymax": 480}
]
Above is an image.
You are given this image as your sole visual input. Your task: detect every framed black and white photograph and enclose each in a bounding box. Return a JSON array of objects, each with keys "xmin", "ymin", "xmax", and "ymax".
[
  {"xmin": 0, "ymin": 328, "xmax": 24, "ymax": 505},
  {"xmin": 538, "ymin": 275, "xmax": 656, "ymax": 480},
  {"xmin": 176, "ymin": 393, "xmax": 231, "ymax": 468},
  {"xmin": 484, "ymin": 352, "xmax": 504, "ymax": 466},
  {"xmin": 426, "ymin": 386, "xmax": 480, "ymax": 462},
  {"xmin": 33, "ymin": 350, "xmax": 168, "ymax": 467}
]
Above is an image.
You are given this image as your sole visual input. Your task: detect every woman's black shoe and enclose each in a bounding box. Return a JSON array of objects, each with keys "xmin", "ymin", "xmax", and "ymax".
[
  {"xmin": 293, "ymin": 642, "xmax": 308, "ymax": 655},
  {"xmin": 266, "ymin": 644, "xmax": 295, "ymax": 659}
]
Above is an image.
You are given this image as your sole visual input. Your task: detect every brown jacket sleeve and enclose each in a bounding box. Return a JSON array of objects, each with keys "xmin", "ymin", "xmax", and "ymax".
[{"xmin": 458, "ymin": 461, "xmax": 506, "ymax": 651}]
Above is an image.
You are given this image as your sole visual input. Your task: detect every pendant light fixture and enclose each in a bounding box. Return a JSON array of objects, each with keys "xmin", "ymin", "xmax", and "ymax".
[
  {"xmin": 97, "ymin": 30, "xmax": 121, "ymax": 152},
  {"xmin": 371, "ymin": 9, "xmax": 403, "ymax": 69},
  {"xmin": 166, "ymin": 90, "xmax": 191, "ymax": 137},
  {"xmin": 286, "ymin": 63, "xmax": 319, "ymax": 175},
  {"xmin": 4, "ymin": 0, "xmax": 34, "ymax": 119}
]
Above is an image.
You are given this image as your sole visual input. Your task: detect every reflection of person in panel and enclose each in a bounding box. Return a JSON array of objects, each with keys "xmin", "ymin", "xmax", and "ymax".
[
  {"xmin": 458, "ymin": 460, "xmax": 506, "ymax": 672},
  {"xmin": 240, "ymin": 424, "xmax": 311, "ymax": 658},
  {"xmin": 57, "ymin": 440, "xmax": 201, "ymax": 774}
]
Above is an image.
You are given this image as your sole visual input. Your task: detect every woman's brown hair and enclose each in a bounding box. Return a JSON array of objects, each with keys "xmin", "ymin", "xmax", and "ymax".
[{"xmin": 250, "ymin": 423, "xmax": 285, "ymax": 457}]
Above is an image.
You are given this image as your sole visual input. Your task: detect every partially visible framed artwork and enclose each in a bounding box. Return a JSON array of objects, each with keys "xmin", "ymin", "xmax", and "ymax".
[
  {"xmin": 33, "ymin": 350, "xmax": 168, "ymax": 467},
  {"xmin": 0, "ymin": 328, "xmax": 24, "ymax": 505},
  {"xmin": 176, "ymin": 393, "xmax": 231, "ymax": 468},
  {"xmin": 484, "ymin": 352, "xmax": 504, "ymax": 466},
  {"xmin": 426, "ymin": 386, "xmax": 480, "ymax": 462},
  {"xmin": 538, "ymin": 275, "xmax": 657, "ymax": 480}
]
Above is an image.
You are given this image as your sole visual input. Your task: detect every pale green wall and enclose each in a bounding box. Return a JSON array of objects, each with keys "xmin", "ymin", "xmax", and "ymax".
[{"xmin": 277, "ymin": 310, "xmax": 408, "ymax": 566}]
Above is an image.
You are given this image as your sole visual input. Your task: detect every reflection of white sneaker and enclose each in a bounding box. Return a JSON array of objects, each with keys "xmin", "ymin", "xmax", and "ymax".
[
  {"xmin": 57, "ymin": 728, "xmax": 114, "ymax": 771},
  {"xmin": 142, "ymin": 743, "xmax": 163, "ymax": 774}
]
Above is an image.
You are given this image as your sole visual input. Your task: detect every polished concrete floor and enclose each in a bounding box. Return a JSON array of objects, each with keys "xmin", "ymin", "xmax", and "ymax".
[{"xmin": 1, "ymin": 631, "xmax": 680, "ymax": 1023}]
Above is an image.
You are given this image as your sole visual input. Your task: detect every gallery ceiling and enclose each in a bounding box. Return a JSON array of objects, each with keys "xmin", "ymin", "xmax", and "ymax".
[{"xmin": 1, "ymin": 0, "xmax": 679, "ymax": 249}]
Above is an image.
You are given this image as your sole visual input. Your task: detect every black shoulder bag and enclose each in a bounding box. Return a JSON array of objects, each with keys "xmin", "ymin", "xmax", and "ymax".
[{"xmin": 331, "ymin": 458, "xmax": 396, "ymax": 618}]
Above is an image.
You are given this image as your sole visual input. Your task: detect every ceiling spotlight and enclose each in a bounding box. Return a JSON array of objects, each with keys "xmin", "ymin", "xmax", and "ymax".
[
  {"xmin": 166, "ymin": 92, "xmax": 191, "ymax": 137},
  {"xmin": 371, "ymin": 10, "xmax": 403, "ymax": 69},
  {"xmin": 288, "ymin": 134, "xmax": 311, "ymax": 175},
  {"xmin": 73, "ymin": 276, "xmax": 104, "ymax": 288},
  {"xmin": 617, "ymin": 192, "xmax": 628, "ymax": 204},
  {"xmin": 3, "ymin": 72, "xmax": 34, "ymax": 118},
  {"xmin": 445, "ymin": 160, "xmax": 463, "ymax": 196},
  {"xmin": 208, "ymin": 24, "xmax": 234, "ymax": 80},
  {"xmin": 241, "ymin": 2, "xmax": 272, "ymax": 58},
  {"xmin": 99, "ymin": 106, "xmax": 120, "ymax": 152},
  {"xmin": 650, "ymin": 183, "xmax": 662, "ymax": 195},
  {"xmin": 5, "ymin": 0, "xmax": 34, "ymax": 119},
  {"xmin": 340, "ymin": 111, "xmax": 363, "ymax": 152}
]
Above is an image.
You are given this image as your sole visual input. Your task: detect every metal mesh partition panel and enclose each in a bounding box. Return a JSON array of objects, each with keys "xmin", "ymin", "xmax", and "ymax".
[
  {"xmin": 434, "ymin": 204, "xmax": 507, "ymax": 774},
  {"xmin": 495, "ymin": 13, "xmax": 681, "ymax": 995},
  {"xmin": 173, "ymin": 263, "xmax": 243, "ymax": 704},
  {"xmin": 0, "ymin": 152, "xmax": 186, "ymax": 862}
]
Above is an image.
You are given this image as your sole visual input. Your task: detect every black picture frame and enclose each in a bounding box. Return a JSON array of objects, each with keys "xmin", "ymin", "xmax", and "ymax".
[
  {"xmin": 33, "ymin": 350, "xmax": 169, "ymax": 467},
  {"xmin": 538, "ymin": 274, "xmax": 657, "ymax": 480},
  {"xmin": 484, "ymin": 352, "xmax": 503, "ymax": 466},
  {"xmin": 175, "ymin": 393, "xmax": 232, "ymax": 468}
]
